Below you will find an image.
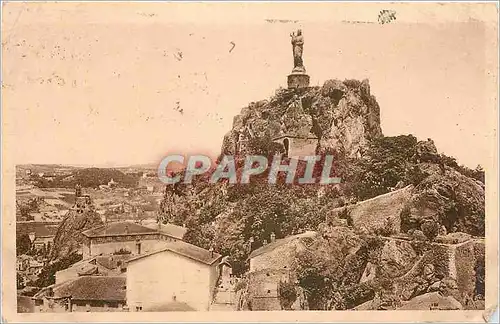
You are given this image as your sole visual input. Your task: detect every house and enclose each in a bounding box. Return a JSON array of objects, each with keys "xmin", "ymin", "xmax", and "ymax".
[
  {"xmin": 125, "ymin": 241, "xmax": 223, "ymax": 311},
  {"xmin": 248, "ymin": 231, "xmax": 316, "ymax": 273},
  {"xmin": 80, "ymin": 221, "xmax": 187, "ymax": 259},
  {"xmin": 32, "ymin": 276, "xmax": 126, "ymax": 312},
  {"xmin": 17, "ymin": 255, "xmax": 32, "ymax": 271},
  {"xmin": 28, "ymin": 259, "xmax": 44, "ymax": 275},
  {"xmin": 81, "ymin": 222, "xmax": 166, "ymax": 259},
  {"xmin": 16, "ymin": 221, "xmax": 60, "ymax": 252},
  {"xmin": 246, "ymin": 231, "xmax": 316, "ymax": 311},
  {"xmin": 158, "ymin": 223, "xmax": 188, "ymax": 241},
  {"xmin": 272, "ymin": 134, "xmax": 319, "ymax": 159},
  {"xmin": 55, "ymin": 254, "xmax": 131, "ymax": 284},
  {"xmin": 17, "ymin": 255, "xmax": 44, "ymax": 286}
]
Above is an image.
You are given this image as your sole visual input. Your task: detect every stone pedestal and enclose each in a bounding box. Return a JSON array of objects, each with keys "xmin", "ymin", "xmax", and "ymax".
[{"xmin": 287, "ymin": 73, "xmax": 310, "ymax": 89}]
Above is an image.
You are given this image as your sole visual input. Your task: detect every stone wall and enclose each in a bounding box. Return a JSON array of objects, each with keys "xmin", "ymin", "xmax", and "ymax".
[
  {"xmin": 247, "ymin": 269, "xmax": 289, "ymax": 311},
  {"xmin": 454, "ymin": 239, "xmax": 485, "ymax": 300},
  {"xmin": 380, "ymin": 237, "xmax": 485, "ymax": 305},
  {"xmin": 327, "ymin": 186, "xmax": 413, "ymax": 234}
]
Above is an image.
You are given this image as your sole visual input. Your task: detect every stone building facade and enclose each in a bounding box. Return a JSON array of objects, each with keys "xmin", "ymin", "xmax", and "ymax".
[
  {"xmin": 81, "ymin": 221, "xmax": 187, "ymax": 259},
  {"xmin": 246, "ymin": 231, "xmax": 316, "ymax": 311},
  {"xmin": 32, "ymin": 276, "xmax": 126, "ymax": 313}
]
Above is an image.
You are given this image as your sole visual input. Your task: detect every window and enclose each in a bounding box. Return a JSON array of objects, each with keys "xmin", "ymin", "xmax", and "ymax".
[
  {"xmin": 267, "ymin": 290, "xmax": 271, "ymax": 294},
  {"xmin": 136, "ymin": 306, "xmax": 142, "ymax": 311},
  {"xmin": 283, "ymin": 138, "xmax": 290, "ymax": 157}
]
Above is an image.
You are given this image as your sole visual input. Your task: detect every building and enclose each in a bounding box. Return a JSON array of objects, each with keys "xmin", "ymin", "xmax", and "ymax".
[
  {"xmin": 272, "ymin": 134, "xmax": 319, "ymax": 159},
  {"xmin": 55, "ymin": 254, "xmax": 131, "ymax": 284},
  {"xmin": 248, "ymin": 231, "xmax": 316, "ymax": 273},
  {"xmin": 32, "ymin": 276, "xmax": 126, "ymax": 312},
  {"xmin": 246, "ymin": 231, "xmax": 316, "ymax": 311},
  {"xmin": 126, "ymin": 241, "xmax": 222, "ymax": 311},
  {"xmin": 213, "ymin": 257, "xmax": 239, "ymax": 306},
  {"xmin": 16, "ymin": 221, "xmax": 60, "ymax": 252},
  {"xmin": 17, "ymin": 254, "xmax": 44, "ymax": 286},
  {"xmin": 80, "ymin": 221, "xmax": 187, "ymax": 259}
]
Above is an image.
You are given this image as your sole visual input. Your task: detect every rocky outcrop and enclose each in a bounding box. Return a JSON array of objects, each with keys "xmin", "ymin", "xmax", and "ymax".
[
  {"xmin": 221, "ymin": 79, "xmax": 383, "ymax": 158},
  {"xmin": 50, "ymin": 208, "xmax": 102, "ymax": 260},
  {"xmin": 402, "ymin": 164, "xmax": 485, "ymax": 236}
]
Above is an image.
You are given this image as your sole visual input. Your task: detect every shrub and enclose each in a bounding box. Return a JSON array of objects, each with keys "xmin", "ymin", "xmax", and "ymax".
[
  {"xmin": 113, "ymin": 248, "xmax": 131, "ymax": 255},
  {"xmin": 278, "ymin": 281, "xmax": 297, "ymax": 310},
  {"xmin": 399, "ymin": 204, "xmax": 413, "ymax": 233},
  {"xmin": 421, "ymin": 220, "xmax": 440, "ymax": 241}
]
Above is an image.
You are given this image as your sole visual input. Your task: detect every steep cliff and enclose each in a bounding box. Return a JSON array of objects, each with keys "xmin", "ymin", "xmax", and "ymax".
[{"xmin": 221, "ymin": 79, "xmax": 382, "ymax": 158}]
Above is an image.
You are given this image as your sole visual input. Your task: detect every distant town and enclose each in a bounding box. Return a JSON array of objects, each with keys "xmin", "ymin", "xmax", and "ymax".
[{"xmin": 16, "ymin": 164, "xmax": 225, "ymax": 312}]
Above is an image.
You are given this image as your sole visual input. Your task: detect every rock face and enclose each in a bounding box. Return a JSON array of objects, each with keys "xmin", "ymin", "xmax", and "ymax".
[
  {"xmin": 221, "ymin": 79, "xmax": 383, "ymax": 158},
  {"xmin": 50, "ymin": 208, "xmax": 102, "ymax": 260},
  {"xmin": 402, "ymin": 164, "xmax": 485, "ymax": 237}
]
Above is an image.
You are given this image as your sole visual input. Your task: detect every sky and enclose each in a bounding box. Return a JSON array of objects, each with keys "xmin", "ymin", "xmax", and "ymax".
[{"xmin": 2, "ymin": 2, "xmax": 498, "ymax": 168}]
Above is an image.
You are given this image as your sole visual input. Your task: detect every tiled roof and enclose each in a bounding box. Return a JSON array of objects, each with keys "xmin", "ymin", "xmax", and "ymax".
[
  {"xmin": 95, "ymin": 255, "xmax": 132, "ymax": 270},
  {"xmin": 76, "ymin": 265, "xmax": 98, "ymax": 276},
  {"xmin": 16, "ymin": 221, "xmax": 60, "ymax": 238},
  {"xmin": 127, "ymin": 241, "xmax": 222, "ymax": 266},
  {"xmin": 248, "ymin": 231, "xmax": 317, "ymax": 259},
  {"xmin": 34, "ymin": 276, "xmax": 126, "ymax": 302},
  {"xmin": 159, "ymin": 223, "xmax": 188, "ymax": 240},
  {"xmin": 81, "ymin": 221, "xmax": 157, "ymax": 238}
]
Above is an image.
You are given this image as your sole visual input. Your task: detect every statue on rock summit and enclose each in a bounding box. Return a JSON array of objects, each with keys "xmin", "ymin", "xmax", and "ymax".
[
  {"xmin": 290, "ymin": 29, "xmax": 305, "ymax": 73},
  {"xmin": 288, "ymin": 29, "xmax": 310, "ymax": 89}
]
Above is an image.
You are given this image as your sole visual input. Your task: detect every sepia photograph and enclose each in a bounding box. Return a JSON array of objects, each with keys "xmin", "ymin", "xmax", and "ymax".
[{"xmin": 1, "ymin": 1, "xmax": 498, "ymax": 322}]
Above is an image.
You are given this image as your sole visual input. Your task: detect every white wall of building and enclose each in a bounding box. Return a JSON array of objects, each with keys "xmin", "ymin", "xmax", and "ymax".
[{"xmin": 126, "ymin": 251, "xmax": 219, "ymax": 311}]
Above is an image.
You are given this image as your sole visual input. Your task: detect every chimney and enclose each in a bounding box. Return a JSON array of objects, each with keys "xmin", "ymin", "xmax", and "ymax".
[
  {"xmin": 209, "ymin": 247, "xmax": 214, "ymax": 258},
  {"xmin": 263, "ymin": 239, "xmax": 268, "ymax": 246},
  {"xmin": 270, "ymin": 232, "xmax": 276, "ymax": 243},
  {"xmin": 124, "ymin": 224, "xmax": 129, "ymax": 235}
]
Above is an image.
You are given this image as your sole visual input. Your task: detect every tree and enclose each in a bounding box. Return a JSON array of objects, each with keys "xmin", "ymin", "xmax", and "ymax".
[
  {"xmin": 35, "ymin": 253, "xmax": 82, "ymax": 288},
  {"xmin": 342, "ymin": 135, "xmax": 418, "ymax": 201},
  {"xmin": 292, "ymin": 228, "xmax": 362, "ymax": 310},
  {"xmin": 16, "ymin": 234, "xmax": 32, "ymax": 256}
]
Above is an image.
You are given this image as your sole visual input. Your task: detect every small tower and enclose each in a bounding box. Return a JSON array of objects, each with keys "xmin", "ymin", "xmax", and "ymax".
[{"xmin": 75, "ymin": 184, "xmax": 82, "ymax": 198}]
